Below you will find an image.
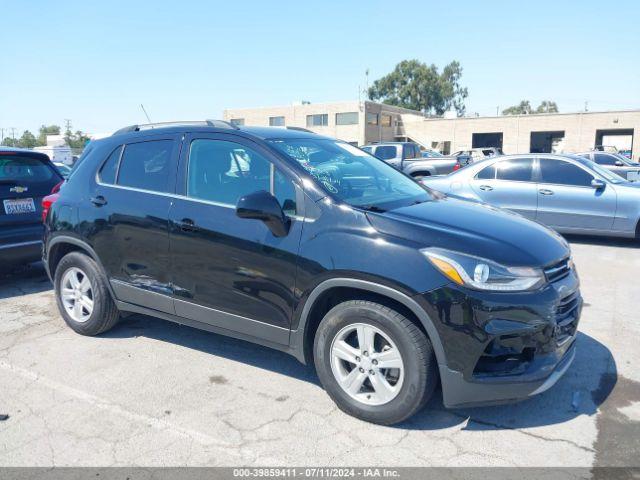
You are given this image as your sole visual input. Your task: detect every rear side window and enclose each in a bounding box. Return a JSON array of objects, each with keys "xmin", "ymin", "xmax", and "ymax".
[
  {"xmin": 0, "ymin": 155, "xmax": 57, "ymax": 184},
  {"xmin": 374, "ymin": 146, "xmax": 398, "ymax": 160},
  {"xmin": 117, "ymin": 140, "xmax": 174, "ymax": 193},
  {"xmin": 495, "ymin": 158, "xmax": 533, "ymax": 181},
  {"xmin": 539, "ymin": 159, "xmax": 594, "ymax": 186},
  {"xmin": 476, "ymin": 164, "xmax": 496, "ymax": 179},
  {"xmin": 98, "ymin": 146, "xmax": 122, "ymax": 184}
]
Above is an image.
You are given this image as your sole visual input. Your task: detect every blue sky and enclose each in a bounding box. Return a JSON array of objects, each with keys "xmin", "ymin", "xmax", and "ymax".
[{"xmin": 1, "ymin": 0, "xmax": 639, "ymax": 136}]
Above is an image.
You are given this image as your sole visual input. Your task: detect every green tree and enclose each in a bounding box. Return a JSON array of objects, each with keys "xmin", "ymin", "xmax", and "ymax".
[
  {"xmin": 502, "ymin": 100, "xmax": 533, "ymax": 115},
  {"xmin": 18, "ymin": 130, "xmax": 38, "ymax": 148},
  {"xmin": 37, "ymin": 125, "xmax": 61, "ymax": 146},
  {"xmin": 65, "ymin": 130, "xmax": 91, "ymax": 149},
  {"xmin": 535, "ymin": 101, "xmax": 559, "ymax": 114},
  {"xmin": 368, "ymin": 59, "xmax": 468, "ymax": 116},
  {"xmin": 503, "ymin": 100, "xmax": 559, "ymax": 115},
  {"xmin": 1, "ymin": 137, "xmax": 18, "ymax": 147}
]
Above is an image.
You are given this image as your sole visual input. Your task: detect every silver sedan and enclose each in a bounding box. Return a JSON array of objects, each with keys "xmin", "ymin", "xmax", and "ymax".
[{"xmin": 423, "ymin": 153, "xmax": 640, "ymax": 238}]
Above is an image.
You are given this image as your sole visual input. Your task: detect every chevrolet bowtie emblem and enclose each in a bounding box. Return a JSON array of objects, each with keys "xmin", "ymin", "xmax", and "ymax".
[{"xmin": 9, "ymin": 186, "xmax": 28, "ymax": 193}]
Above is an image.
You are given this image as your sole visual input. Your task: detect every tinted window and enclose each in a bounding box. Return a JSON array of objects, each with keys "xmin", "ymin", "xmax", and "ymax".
[
  {"xmin": 361, "ymin": 146, "xmax": 373, "ymax": 154},
  {"xmin": 476, "ymin": 164, "xmax": 496, "ymax": 179},
  {"xmin": 98, "ymin": 146, "xmax": 122, "ymax": 184},
  {"xmin": 117, "ymin": 140, "xmax": 173, "ymax": 192},
  {"xmin": 539, "ymin": 159, "xmax": 594, "ymax": 186},
  {"xmin": 495, "ymin": 158, "xmax": 533, "ymax": 181},
  {"xmin": 230, "ymin": 118, "xmax": 244, "ymax": 126},
  {"xmin": 0, "ymin": 155, "xmax": 57, "ymax": 184},
  {"xmin": 593, "ymin": 153, "xmax": 616, "ymax": 166},
  {"xmin": 187, "ymin": 139, "xmax": 295, "ymax": 213},
  {"xmin": 374, "ymin": 146, "xmax": 398, "ymax": 160},
  {"xmin": 366, "ymin": 113, "xmax": 378, "ymax": 125}
]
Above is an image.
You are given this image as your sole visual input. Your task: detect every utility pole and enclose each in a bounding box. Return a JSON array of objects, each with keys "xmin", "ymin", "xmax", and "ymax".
[
  {"xmin": 584, "ymin": 101, "xmax": 588, "ymax": 112},
  {"xmin": 64, "ymin": 119, "xmax": 72, "ymax": 135},
  {"xmin": 10, "ymin": 128, "xmax": 16, "ymax": 142},
  {"xmin": 496, "ymin": 106, "xmax": 499, "ymax": 116}
]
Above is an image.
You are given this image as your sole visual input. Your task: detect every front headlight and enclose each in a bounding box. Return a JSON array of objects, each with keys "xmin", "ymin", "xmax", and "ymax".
[{"xmin": 422, "ymin": 247, "xmax": 545, "ymax": 292}]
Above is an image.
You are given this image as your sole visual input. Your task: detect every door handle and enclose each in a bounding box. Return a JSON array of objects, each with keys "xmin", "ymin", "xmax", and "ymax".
[
  {"xmin": 539, "ymin": 189, "xmax": 554, "ymax": 196},
  {"xmin": 479, "ymin": 185, "xmax": 493, "ymax": 191},
  {"xmin": 90, "ymin": 195, "xmax": 107, "ymax": 206},
  {"xmin": 177, "ymin": 218, "xmax": 198, "ymax": 232}
]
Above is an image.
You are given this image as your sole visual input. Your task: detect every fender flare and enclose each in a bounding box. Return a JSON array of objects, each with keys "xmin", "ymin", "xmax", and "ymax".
[
  {"xmin": 46, "ymin": 235, "xmax": 116, "ymax": 298},
  {"xmin": 404, "ymin": 164, "xmax": 436, "ymax": 177},
  {"xmin": 290, "ymin": 278, "xmax": 446, "ymax": 368}
]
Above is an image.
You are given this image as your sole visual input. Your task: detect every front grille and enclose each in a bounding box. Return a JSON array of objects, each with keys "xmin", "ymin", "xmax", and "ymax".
[
  {"xmin": 554, "ymin": 291, "xmax": 580, "ymax": 346},
  {"xmin": 544, "ymin": 258, "xmax": 571, "ymax": 283}
]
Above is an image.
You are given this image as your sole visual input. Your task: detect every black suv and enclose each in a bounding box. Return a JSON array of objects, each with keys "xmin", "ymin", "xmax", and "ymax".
[{"xmin": 43, "ymin": 121, "xmax": 581, "ymax": 425}]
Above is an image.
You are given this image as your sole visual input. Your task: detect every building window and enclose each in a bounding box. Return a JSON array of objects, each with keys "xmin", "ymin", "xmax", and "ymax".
[
  {"xmin": 230, "ymin": 118, "xmax": 244, "ymax": 126},
  {"xmin": 269, "ymin": 116, "xmax": 285, "ymax": 127},
  {"xmin": 306, "ymin": 114, "xmax": 328, "ymax": 127},
  {"xmin": 366, "ymin": 112, "xmax": 379, "ymax": 125},
  {"xmin": 380, "ymin": 114, "xmax": 392, "ymax": 127},
  {"xmin": 335, "ymin": 112, "xmax": 359, "ymax": 125}
]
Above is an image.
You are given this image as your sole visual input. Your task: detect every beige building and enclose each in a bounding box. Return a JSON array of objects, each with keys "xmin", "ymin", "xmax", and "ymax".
[{"xmin": 224, "ymin": 101, "xmax": 639, "ymax": 161}]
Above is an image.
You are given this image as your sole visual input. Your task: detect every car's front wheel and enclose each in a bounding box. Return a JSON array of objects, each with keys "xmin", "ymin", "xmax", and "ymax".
[
  {"xmin": 54, "ymin": 251, "xmax": 120, "ymax": 336},
  {"xmin": 313, "ymin": 300, "xmax": 438, "ymax": 425}
]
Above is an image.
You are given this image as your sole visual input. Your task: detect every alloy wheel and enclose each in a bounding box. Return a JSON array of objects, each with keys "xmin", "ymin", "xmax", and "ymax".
[{"xmin": 60, "ymin": 267, "xmax": 94, "ymax": 323}]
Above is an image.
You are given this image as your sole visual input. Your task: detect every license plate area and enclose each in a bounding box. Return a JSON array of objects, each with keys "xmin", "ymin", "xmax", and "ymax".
[{"xmin": 3, "ymin": 198, "xmax": 36, "ymax": 215}]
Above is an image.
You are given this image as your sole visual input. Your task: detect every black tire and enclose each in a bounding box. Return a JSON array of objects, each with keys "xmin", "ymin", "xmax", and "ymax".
[
  {"xmin": 313, "ymin": 300, "xmax": 438, "ymax": 425},
  {"xmin": 411, "ymin": 172, "xmax": 431, "ymax": 180},
  {"xmin": 54, "ymin": 251, "xmax": 120, "ymax": 336}
]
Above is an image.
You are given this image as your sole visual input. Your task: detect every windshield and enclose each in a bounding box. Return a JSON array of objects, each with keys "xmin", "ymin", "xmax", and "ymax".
[
  {"xmin": 586, "ymin": 160, "xmax": 626, "ymax": 184},
  {"xmin": 268, "ymin": 138, "xmax": 432, "ymax": 210}
]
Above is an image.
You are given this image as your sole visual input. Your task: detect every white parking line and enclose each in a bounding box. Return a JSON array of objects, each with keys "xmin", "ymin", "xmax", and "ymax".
[{"xmin": 0, "ymin": 360, "xmax": 233, "ymax": 448}]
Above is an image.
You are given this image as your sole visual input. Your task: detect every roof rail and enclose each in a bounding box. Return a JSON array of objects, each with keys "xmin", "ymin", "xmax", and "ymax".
[{"xmin": 111, "ymin": 119, "xmax": 239, "ymax": 136}]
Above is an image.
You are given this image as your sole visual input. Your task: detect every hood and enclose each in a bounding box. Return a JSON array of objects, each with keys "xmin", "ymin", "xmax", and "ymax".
[{"xmin": 366, "ymin": 196, "xmax": 569, "ymax": 267}]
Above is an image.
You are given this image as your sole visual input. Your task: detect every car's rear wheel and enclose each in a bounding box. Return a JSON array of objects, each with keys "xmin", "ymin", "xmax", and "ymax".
[
  {"xmin": 313, "ymin": 300, "xmax": 437, "ymax": 425},
  {"xmin": 54, "ymin": 252, "xmax": 120, "ymax": 335}
]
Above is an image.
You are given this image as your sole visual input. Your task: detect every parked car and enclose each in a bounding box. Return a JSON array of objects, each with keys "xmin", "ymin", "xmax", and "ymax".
[
  {"xmin": 53, "ymin": 161, "xmax": 73, "ymax": 179},
  {"xmin": 361, "ymin": 142, "xmax": 462, "ymax": 178},
  {"xmin": 619, "ymin": 149, "xmax": 632, "ymax": 160},
  {"xmin": 43, "ymin": 121, "xmax": 580, "ymax": 425},
  {"xmin": 1, "ymin": 147, "xmax": 63, "ymax": 269},
  {"xmin": 450, "ymin": 147, "xmax": 503, "ymax": 164},
  {"xmin": 576, "ymin": 151, "xmax": 640, "ymax": 181},
  {"xmin": 423, "ymin": 153, "xmax": 640, "ymax": 238}
]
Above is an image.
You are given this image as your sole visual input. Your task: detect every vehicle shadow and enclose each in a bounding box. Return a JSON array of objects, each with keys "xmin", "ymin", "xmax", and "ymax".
[
  {"xmin": 105, "ymin": 313, "xmax": 317, "ymax": 384},
  {"xmin": 108, "ymin": 315, "xmax": 615, "ymax": 431},
  {"xmin": 0, "ymin": 262, "xmax": 52, "ymax": 299},
  {"xmin": 564, "ymin": 234, "xmax": 638, "ymax": 249}
]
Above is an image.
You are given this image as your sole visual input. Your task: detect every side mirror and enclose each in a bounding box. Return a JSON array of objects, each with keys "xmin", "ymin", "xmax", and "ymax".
[
  {"xmin": 236, "ymin": 190, "xmax": 290, "ymax": 237},
  {"xmin": 615, "ymin": 160, "xmax": 624, "ymax": 166},
  {"xmin": 591, "ymin": 179, "xmax": 606, "ymax": 189}
]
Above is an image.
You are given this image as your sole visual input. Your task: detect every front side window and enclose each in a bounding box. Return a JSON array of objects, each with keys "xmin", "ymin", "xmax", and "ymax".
[
  {"xmin": 335, "ymin": 112, "xmax": 359, "ymax": 125},
  {"xmin": 268, "ymin": 138, "xmax": 432, "ymax": 211},
  {"xmin": 366, "ymin": 112, "xmax": 379, "ymax": 125},
  {"xmin": 187, "ymin": 139, "xmax": 296, "ymax": 213},
  {"xmin": 306, "ymin": 114, "xmax": 328, "ymax": 127},
  {"xmin": 269, "ymin": 116, "xmax": 285, "ymax": 127},
  {"xmin": 117, "ymin": 140, "xmax": 173, "ymax": 192},
  {"xmin": 98, "ymin": 146, "xmax": 122, "ymax": 184},
  {"xmin": 373, "ymin": 145, "xmax": 399, "ymax": 160},
  {"xmin": 495, "ymin": 158, "xmax": 533, "ymax": 182},
  {"xmin": 539, "ymin": 159, "xmax": 594, "ymax": 187}
]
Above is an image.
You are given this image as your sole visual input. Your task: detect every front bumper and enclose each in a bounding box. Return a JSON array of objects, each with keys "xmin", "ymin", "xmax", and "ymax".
[{"xmin": 414, "ymin": 268, "xmax": 582, "ymax": 408}]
